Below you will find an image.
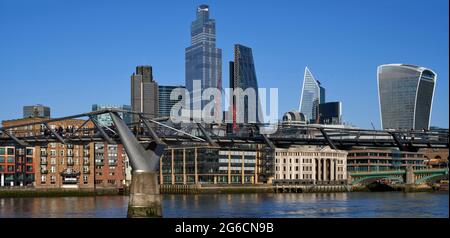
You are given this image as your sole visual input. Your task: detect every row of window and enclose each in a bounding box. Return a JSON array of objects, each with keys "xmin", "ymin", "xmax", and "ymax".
[{"xmin": 276, "ymin": 152, "xmax": 346, "ymax": 157}]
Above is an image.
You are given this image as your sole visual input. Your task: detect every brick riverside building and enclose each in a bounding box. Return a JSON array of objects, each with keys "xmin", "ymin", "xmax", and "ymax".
[{"xmin": 1, "ymin": 117, "xmax": 128, "ymax": 189}]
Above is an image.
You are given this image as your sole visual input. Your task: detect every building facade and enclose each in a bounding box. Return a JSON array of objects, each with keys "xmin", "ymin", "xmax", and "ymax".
[
  {"xmin": 92, "ymin": 104, "xmax": 132, "ymax": 126},
  {"xmin": 159, "ymin": 145, "xmax": 270, "ymax": 185},
  {"xmin": 299, "ymin": 67, "xmax": 325, "ymax": 123},
  {"xmin": 158, "ymin": 85, "xmax": 185, "ymax": 118},
  {"xmin": 0, "ymin": 146, "xmax": 37, "ymax": 187},
  {"xmin": 274, "ymin": 146, "xmax": 347, "ymax": 184},
  {"xmin": 23, "ymin": 105, "xmax": 50, "ymax": 118},
  {"xmin": 377, "ymin": 64, "xmax": 437, "ymax": 130},
  {"xmin": 419, "ymin": 148, "xmax": 448, "ymax": 168},
  {"xmin": 94, "ymin": 143, "xmax": 128, "ymax": 188},
  {"xmin": 131, "ymin": 65, "xmax": 159, "ymax": 122},
  {"xmin": 1, "ymin": 117, "xmax": 128, "ymax": 189},
  {"xmin": 185, "ymin": 4, "xmax": 222, "ymax": 116},
  {"xmin": 319, "ymin": 102, "xmax": 342, "ymax": 125},
  {"xmin": 230, "ymin": 44, "xmax": 263, "ymax": 126},
  {"xmin": 347, "ymin": 148, "xmax": 427, "ymax": 172}
]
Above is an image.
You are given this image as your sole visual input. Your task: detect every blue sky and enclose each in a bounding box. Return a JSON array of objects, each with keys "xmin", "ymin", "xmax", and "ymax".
[{"xmin": 0, "ymin": 0, "xmax": 448, "ymax": 129}]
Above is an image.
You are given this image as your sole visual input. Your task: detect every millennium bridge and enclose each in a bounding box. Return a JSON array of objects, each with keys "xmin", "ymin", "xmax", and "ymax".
[{"xmin": 1, "ymin": 109, "xmax": 448, "ymax": 217}]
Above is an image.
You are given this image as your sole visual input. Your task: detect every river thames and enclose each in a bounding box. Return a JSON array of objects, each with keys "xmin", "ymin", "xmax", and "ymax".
[{"xmin": 0, "ymin": 192, "xmax": 448, "ymax": 218}]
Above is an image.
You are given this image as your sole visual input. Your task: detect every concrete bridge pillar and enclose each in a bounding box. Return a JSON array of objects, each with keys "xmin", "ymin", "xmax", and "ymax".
[
  {"xmin": 405, "ymin": 167, "xmax": 415, "ymax": 185},
  {"xmin": 127, "ymin": 172, "xmax": 162, "ymax": 218}
]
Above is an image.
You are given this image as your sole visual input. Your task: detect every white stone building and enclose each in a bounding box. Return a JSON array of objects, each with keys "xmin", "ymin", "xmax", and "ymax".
[{"xmin": 274, "ymin": 146, "xmax": 348, "ymax": 184}]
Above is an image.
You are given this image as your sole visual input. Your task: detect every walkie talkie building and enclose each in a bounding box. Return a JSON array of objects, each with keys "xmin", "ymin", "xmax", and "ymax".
[{"xmin": 377, "ymin": 64, "xmax": 437, "ymax": 130}]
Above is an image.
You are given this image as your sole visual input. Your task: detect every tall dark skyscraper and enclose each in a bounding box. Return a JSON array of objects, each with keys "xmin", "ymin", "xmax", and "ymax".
[
  {"xmin": 377, "ymin": 64, "xmax": 436, "ymax": 130},
  {"xmin": 230, "ymin": 44, "xmax": 262, "ymax": 127},
  {"xmin": 131, "ymin": 66, "xmax": 159, "ymax": 122},
  {"xmin": 185, "ymin": 4, "xmax": 222, "ymax": 117}
]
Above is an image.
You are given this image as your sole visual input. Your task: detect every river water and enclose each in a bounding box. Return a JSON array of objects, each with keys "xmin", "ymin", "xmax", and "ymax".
[{"xmin": 0, "ymin": 192, "xmax": 448, "ymax": 218}]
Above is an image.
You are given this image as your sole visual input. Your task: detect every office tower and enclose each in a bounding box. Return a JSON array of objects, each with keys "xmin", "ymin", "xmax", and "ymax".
[
  {"xmin": 319, "ymin": 102, "xmax": 342, "ymax": 125},
  {"xmin": 185, "ymin": 4, "xmax": 222, "ymax": 117},
  {"xmin": 158, "ymin": 85, "xmax": 185, "ymax": 118},
  {"xmin": 230, "ymin": 44, "xmax": 263, "ymax": 126},
  {"xmin": 377, "ymin": 64, "xmax": 437, "ymax": 130},
  {"xmin": 91, "ymin": 104, "xmax": 132, "ymax": 126},
  {"xmin": 299, "ymin": 67, "xmax": 325, "ymax": 123},
  {"xmin": 131, "ymin": 66, "xmax": 159, "ymax": 122},
  {"xmin": 23, "ymin": 105, "xmax": 50, "ymax": 118}
]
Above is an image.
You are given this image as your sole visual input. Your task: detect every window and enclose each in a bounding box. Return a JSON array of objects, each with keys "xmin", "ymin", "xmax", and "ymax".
[
  {"xmin": 0, "ymin": 148, "xmax": 5, "ymax": 155},
  {"xmin": 41, "ymin": 175, "xmax": 46, "ymax": 183},
  {"xmin": 0, "ymin": 157, "xmax": 4, "ymax": 163},
  {"xmin": 26, "ymin": 148, "xmax": 33, "ymax": 156},
  {"xmin": 7, "ymin": 157, "xmax": 14, "ymax": 163},
  {"xmin": 7, "ymin": 148, "xmax": 14, "ymax": 155}
]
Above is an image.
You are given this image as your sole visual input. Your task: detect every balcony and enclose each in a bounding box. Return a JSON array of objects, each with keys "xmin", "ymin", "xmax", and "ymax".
[
  {"xmin": 83, "ymin": 161, "xmax": 90, "ymax": 166},
  {"xmin": 41, "ymin": 170, "xmax": 48, "ymax": 174},
  {"xmin": 83, "ymin": 169, "xmax": 90, "ymax": 174},
  {"xmin": 67, "ymin": 161, "xmax": 75, "ymax": 166},
  {"xmin": 40, "ymin": 160, "xmax": 48, "ymax": 165}
]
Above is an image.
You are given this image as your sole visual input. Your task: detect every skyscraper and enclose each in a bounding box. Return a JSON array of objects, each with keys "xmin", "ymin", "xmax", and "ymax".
[
  {"xmin": 319, "ymin": 102, "xmax": 342, "ymax": 125},
  {"xmin": 299, "ymin": 67, "xmax": 325, "ymax": 123},
  {"xmin": 230, "ymin": 44, "xmax": 263, "ymax": 126},
  {"xmin": 377, "ymin": 64, "xmax": 437, "ymax": 130},
  {"xmin": 131, "ymin": 66, "xmax": 159, "ymax": 122},
  {"xmin": 185, "ymin": 4, "xmax": 222, "ymax": 117},
  {"xmin": 158, "ymin": 85, "xmax": 185, "ymax": 118}
]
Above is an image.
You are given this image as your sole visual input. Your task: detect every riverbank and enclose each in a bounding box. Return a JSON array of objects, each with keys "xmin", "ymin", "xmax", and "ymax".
[
  {"xmin": 0, "ymin": 187, "xmax": 123, "ymax": 198},
  {"xmin": 1, "ymin": 184, "xmax": 446, "ymax": 197}
]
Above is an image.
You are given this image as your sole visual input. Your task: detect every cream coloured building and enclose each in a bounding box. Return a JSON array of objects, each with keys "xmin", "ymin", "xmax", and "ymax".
[{"xmin": 274, "ymin": 146, "xmax": 347, "ymax": 184}]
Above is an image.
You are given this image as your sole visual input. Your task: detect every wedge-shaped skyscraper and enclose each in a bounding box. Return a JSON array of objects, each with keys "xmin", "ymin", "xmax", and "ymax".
[
  {"xmin": 377, "ymin": 64, "xmax": 437, "ymax": 130},
  {"xmin": 299, "ymin": 67, "xmax": 325, "ymax": 123},
  {"xmin": 230, "ymin": 44, "xmax": 263, "ymax": 126}
]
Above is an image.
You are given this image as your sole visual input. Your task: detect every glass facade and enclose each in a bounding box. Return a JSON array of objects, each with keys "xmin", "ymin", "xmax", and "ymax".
[
  {"xmin": 319, "ymin": 101, "xmax": 342, "ymax": 125},
  {"xmin": 23, "ymin": 105, "xmax": 50, "ymax": 118},
  {"xmin": 231, "ymin": 44, "xmax": 263, "ymax": 124},
  {"xmin": 299, "ymin": 67, "xmax": 325, "ymax": 123},
  {"xmin": 185, "ymin": 4, "xmax": 222, "ymax": 114},
  {"xmin": 91, "ymin": 104, "xmax": 132, "ymax": 126},
  {"xmin": 158, "ymin": 85, "xmax": 185, "ymax": 118},
  {"xmin": 377, "ymin": 64, "xmax": 436, "ymax": 130}
]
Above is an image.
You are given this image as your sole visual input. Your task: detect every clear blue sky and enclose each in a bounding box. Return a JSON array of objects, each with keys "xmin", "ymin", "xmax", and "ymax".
[{"xmin": 0, "ymin": 0, "xmax": 448, "ymax": 129}]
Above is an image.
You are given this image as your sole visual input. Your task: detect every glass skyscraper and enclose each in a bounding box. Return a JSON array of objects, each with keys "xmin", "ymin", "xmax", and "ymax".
[
  {"xmin": 91, "ymin": 104, "xmax": 132, "ymax": 126},
  {"xmin": 377, "ymin": 64, "xmax": 437, "ymax": 130},
  {"xmin": 299, "ymin": 67, "xmax": 325, "ymax": 123},
  {"xmin": 230, "ymin": 44, "xmax": 263, "ymax": 125},
  {"xmin": 185, "ymin": 4, "xmax": 222, "ymax": 116},
  {"xmin": 158, "ymin": 85, "xmax": 185, "ymax": 118}
]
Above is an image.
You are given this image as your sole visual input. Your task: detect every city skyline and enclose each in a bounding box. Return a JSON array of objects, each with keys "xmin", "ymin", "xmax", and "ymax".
[{"xmin": 0, "ymin": 0, "xmax": 448, "ymax": 129}]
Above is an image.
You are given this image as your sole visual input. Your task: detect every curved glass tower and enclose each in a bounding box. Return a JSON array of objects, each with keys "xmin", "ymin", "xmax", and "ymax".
[
  {"xmin": 377, "ymin": 64, "xmax": 437, "ymax": 130},
  {"xmin": 299, "ymin": 67, "xmax": 325, "ymax": 123}
]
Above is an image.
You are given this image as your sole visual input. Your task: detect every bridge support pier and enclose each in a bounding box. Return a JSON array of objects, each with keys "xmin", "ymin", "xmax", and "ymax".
[
  {"xmin": 127, "ymin": 171, "xmax": 162, "ymax": 218},
  {"xmin": 406, "ymin": 167, "xmax": 415, "ymax": 185}
]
